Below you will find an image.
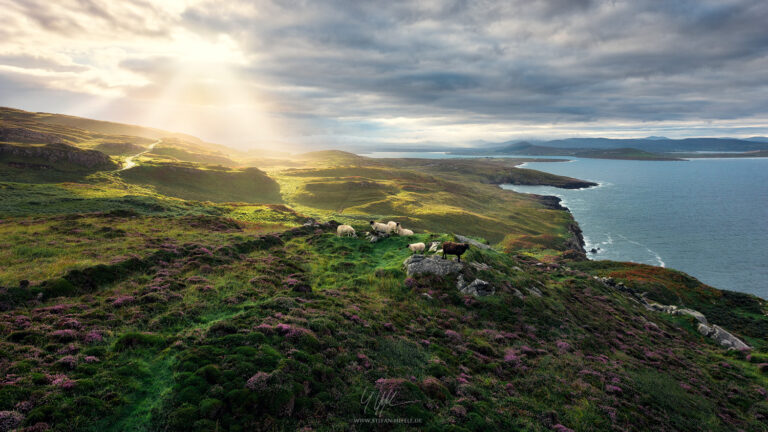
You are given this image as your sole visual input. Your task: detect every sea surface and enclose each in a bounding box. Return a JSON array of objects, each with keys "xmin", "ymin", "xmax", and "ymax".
[{"xmin": 363, "ymin": 152, "xmax": 768, "ymax": 297}]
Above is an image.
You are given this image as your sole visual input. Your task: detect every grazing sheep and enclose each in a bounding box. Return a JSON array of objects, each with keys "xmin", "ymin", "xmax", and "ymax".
[
  {"xmin": 369, "ymin": 221, "xmax": 390, "ymax": 234},
  {"xmin": 428, "ymin": 242, "xmax": 440, "ymax": 252},
  {"xmin": 395, "ymin": 223, "xmax": 414, "ymax": 236},
  {"xmin": 387, "ymin": 221, "xmax": 398, "ymax": 232},
  {"xmin": 442, "ymin": 241, "xmax": 470, "ymax": 262},
  {"xmin": 406, "ymin": 242, "xmax": 426, "ymax": 253},
  {"xmin": 337, "ymin": 224, "xmax": 356, "ymax": 237}
]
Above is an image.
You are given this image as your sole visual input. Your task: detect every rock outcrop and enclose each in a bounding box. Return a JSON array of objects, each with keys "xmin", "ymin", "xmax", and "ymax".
[
  {"xmin": 0, "ymin": 126, "xmax": 64, "ymax": 144},
  {"xmin": 697, "ymin": 324, "xmax": 750, "ymax": 351},
  {"xmin": 673, "ymin": 308, "xmax": 708, "ymax": 324},
  {"xmin": 454, "ymin": 234, "xmax": 491, "ymax": 250},
  {"xmin": 456, "ymin": 275, "xmax": 494, "ymax": 297},
  {"xmin": 597, "ymin": 276, "xmax": 750, "ymax": 350},
  {"xmin": 404, "ymin": 255, "xmax": 463, "ymax": 277},
  {"xmin": 0, "ymin": 142, "xmax": 116, "ymax": 169}
]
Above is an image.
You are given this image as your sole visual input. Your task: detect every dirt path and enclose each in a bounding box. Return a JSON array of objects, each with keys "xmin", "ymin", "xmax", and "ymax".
[{"xmin": 118, "ymin": 140, "xmax": 160, "ymax": 171}]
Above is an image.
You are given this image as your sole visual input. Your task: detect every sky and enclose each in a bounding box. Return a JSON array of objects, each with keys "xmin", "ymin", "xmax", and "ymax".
[{"xmin": 1, "ymin": 0, "xmax": 767, "ymax": 150}]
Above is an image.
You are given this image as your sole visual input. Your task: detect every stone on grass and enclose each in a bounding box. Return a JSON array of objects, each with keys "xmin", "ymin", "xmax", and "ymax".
[{"xmin": 404, "ymin": 255, "xmax": 463, "ymax": 277}]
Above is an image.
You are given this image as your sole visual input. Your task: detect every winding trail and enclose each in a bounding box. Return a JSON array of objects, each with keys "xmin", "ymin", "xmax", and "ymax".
[{"xmin": 118, "ymin": 139, "xmax": 160, "ymax": 171}]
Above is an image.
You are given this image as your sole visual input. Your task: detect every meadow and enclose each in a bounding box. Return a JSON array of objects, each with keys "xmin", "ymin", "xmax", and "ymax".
[{"xmin": 1, "ymin": 107, "xmax": 767, "ymax": 431}]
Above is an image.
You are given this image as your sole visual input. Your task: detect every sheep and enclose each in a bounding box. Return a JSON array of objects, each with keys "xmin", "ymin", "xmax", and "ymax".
[
  {"xmin": 442, "ymin": 241, "xmax": 470, "ymax": 262},
  {"xmin": 387, "ymin": 221, "xmax": 398, "ymax": 232},
  {"xmin": 406, "ymin": 242, "xmax": 426, "ymax": 253},
  {"xmin": 369, "ymin": 220, "xmax": 390, "ymax": 234},
  {"xmin": 395, "ymin": 223, "xmax": 414, "ymax": 236},
  {"xmin": 428, "ymin": 242, "xmax": 440, "ymax": 252},
  {"xmin": 337, "ymin": 224, "xmax": 356, "ymax": 237}
]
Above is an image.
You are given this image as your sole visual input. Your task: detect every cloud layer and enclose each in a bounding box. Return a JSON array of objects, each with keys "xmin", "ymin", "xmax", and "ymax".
[{"xmin": 1, "ymin": 0, "xmax": 767, "ymax": 147}]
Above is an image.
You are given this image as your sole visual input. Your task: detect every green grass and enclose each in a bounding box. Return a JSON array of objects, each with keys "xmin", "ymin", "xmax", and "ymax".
[
  {"xmin": 2, "ymin": 106, "xmax": 767, "ymax": 431},
  {"xmin": 119, "ymin": 161, "xmax": 281, "ymax": 203}
]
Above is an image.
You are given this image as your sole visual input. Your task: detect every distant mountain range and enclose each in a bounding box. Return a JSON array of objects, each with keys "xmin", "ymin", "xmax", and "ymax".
[{"xmin": 447, "ymin": 137, "xmax": 768, "ymax": 159}]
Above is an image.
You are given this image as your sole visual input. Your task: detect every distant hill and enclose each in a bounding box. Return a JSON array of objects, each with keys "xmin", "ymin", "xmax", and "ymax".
[
  {"xmin": 451, "ymin": 137, "xmax": 768, "ymax": 157},
  {"xmin": 529, "ymin": 137, "xmax": 768, "ymax": 153},
  {"xmin": 452, "ymin": 142, "xmax": 682, "ymax": 160},
  {"xmin": 0, "ymin": 107, "xmax": 239, "ymax": 160}
]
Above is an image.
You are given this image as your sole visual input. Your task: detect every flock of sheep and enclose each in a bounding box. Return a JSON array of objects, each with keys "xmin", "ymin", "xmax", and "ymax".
[
  {"xmin": 335, "ymin": 220, "xmax": 414, "ymax": 237},
  {"xmin": 336, "ymin": 220, "xmax": 472, "ymax": 262}
]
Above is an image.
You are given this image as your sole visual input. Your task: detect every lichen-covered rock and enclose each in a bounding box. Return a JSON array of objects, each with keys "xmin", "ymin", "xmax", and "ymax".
[
  {"xmin": 648, "ymin": 302, "xmax": 678, "ymax": 314},
  {"xmin": 468, "ymin": 261, "xmax": 492, "ymax": 271},
  {"xmin": 459, "ymin": 278, "xmax": 494, "ymax": 297},
  {"xmin": 673, "ymin": 308, "xmax": 707, "ymax": 324},
  {"xmin": 697, "ymin": 323, "xmax": 750, "ymax": 350},
  {"xmin": 454, "ymin": 234, "xmax": 491, "ymax": 250},
  {"xmin": 526, "ymin": 286, "xmax": 543, "ymax": 297},
  {"xmin": 404, "ymin": 254, "xmax": 463, "ymax": 277}
]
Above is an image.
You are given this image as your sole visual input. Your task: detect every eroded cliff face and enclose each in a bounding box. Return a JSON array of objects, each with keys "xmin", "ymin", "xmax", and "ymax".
[{"xmin": 0, "ymin": 142, "xmax": 116, "ymax": 169}]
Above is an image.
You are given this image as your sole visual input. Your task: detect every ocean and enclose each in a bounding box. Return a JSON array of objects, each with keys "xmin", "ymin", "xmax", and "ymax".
[
  {"xmin": 501, "ymin": 157, "xmax": 768, "ymax": 298},
  {"xmin": 362, "ymin": 152, "xmax": 768, "ymax": 297}
]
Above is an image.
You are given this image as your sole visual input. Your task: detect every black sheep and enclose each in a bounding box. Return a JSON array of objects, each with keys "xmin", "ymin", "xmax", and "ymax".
[{"xmin": 442, "ymin": 241, "xmax": 470, "ymax": 262}]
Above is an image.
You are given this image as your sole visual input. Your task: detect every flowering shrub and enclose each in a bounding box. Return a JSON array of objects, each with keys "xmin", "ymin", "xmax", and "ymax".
[
  {"xmin": 0, "ymin": 411, "xmax": 24, "ymax": 432},
  {"xmin": 112, "ymin": 295, "xmax": 135, "ymax": 307},
  {"xmin": 57, "ymin": 355, "xmax": 77, "ymax": 369},
  {"xmin": 84, "ymin": 331, "xmax": 103, "ymax": 344},
  {"xmin": 245, "ymin": 372, "xmax": 271, "ymax": 391},
  {"xmin": 445, "ymin": 329, "xmax": 461, "ymax": 341},
  {"xmin": 51, "ymin": 329, "xmax": 77, "ymax": 341}
]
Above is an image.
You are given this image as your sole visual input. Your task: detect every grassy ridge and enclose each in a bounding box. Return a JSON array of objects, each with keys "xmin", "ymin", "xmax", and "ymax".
[{"xmin": 274, "ymin": 158, "xmax": 580, "ymax": 249}]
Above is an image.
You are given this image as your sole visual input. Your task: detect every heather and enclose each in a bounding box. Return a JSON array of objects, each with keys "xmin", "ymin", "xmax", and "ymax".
[
  {"xmin": 0, "ymin": 108, "xmax": 767, "ymax": 431},
  {"xmin": 1, "ymin": 220, "xmax": 767, "ymax": 431}
]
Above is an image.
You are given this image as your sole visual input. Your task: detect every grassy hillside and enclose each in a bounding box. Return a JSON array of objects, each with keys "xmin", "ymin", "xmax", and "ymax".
[
  {"xmin": 1, "ymin": 108, "xmax": 766, "ymax": 431},
  {"xmin": 1, "ymin": 107, "xmax": 238, "ymax": 161},
  {"xmin": 274, "ymin": 157, "xmax": 580, "ymax": 247},
  {"xmin": 119, "ymin": 162, "xmax": 281, "ymax": 204},
  {"xmin": 0, "ymin": 219, "xmax": 766, "ymax": 431}
]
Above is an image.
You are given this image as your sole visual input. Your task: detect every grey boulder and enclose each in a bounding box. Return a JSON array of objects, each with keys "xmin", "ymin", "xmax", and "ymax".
[
  {"xmin": 457, "ymin": 276, "xmax": 495, "ymax": 297},
  {"xmin": 404, "ymin": 254, "xmax": 463, "ymax": 277},
  {"xmin": 697, "ymin": 323, "xmax": 750, "ymax": 351}
]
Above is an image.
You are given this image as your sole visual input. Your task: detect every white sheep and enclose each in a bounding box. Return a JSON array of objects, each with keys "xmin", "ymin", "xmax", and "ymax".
[
  {"xmin": 407, "ymin": 242, "xmax": 426, "ymax": 253},
  {"xmin": 396, "ymin": 223, "xmax": 414, "ymax": 236},
  {"xmin": 428, "ymin": 242, "xmax": 440, "ymax": 252},
  {"xmin": 337, "ymin": 224, "xmax": 356, "ymax": 237},
  {"xmin": 387, "ymin": 221, "xmax": 398, "ymax": 232},
  {"xmin": 369, "ymin": 220, "xmax": 390, "ymax": 234}
]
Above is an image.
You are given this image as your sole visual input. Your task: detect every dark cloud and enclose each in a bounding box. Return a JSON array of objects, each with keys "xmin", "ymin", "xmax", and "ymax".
[
  {"xmin": 2, "ymin": 0, "xmax": 768, "ymax": 144},
  {"xmin": 175, "ymin": 0, "xmax": 768, "ymax": 132}
]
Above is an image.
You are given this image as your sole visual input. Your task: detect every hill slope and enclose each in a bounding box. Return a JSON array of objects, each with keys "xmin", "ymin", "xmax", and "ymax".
[
  {"xmin": 0, "ymin": 108, "xmax": 766, "ymax": 431},
  {"xmin": 0, "ymin": 219, "xmax": 766, "ymax": 431}
]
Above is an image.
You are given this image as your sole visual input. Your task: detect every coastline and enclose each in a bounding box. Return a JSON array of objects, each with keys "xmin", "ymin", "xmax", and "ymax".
[{"xmin": 496, "ymin": 182, "xmax": 590, "ymax": 256}]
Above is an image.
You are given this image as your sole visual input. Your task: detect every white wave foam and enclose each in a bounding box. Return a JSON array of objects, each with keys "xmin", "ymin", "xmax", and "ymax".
[{"xmin": 617, "ymin": 234, "xmax": 665, "ymax": 267}]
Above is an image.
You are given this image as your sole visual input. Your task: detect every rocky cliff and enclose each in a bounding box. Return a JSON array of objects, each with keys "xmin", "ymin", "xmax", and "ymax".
[{"xmin": 0, "ymin": 142, "xmax": 117, "ymax": 170}]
